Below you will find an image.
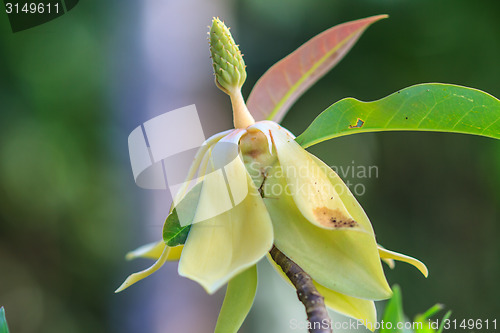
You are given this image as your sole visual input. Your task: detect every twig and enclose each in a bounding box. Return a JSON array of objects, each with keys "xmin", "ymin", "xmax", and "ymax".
[{"xmin": 269, "ymin": 245, "xmax": 332, "ymax": 333}]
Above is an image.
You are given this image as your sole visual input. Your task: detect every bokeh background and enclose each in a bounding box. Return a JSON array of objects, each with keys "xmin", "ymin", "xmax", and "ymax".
[{"xmin": 0, "ymin": 1, "xmax": 499, "ymax": 332}]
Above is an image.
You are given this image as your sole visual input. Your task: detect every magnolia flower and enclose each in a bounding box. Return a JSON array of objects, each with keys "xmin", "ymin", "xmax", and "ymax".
[{"xmin": 117, "ymin": 17, "xmax": 427, "ymax": 330}]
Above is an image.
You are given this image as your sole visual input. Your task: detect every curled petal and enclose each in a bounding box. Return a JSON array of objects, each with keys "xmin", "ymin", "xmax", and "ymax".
[
  {"xmin": 126, "ymin": 241, "xmax": 183, "ymax": 261},
  {"xmin": 115, "ymin": 246, "xmax": 172, "ymax": 293},
  {"xmin": 178, "ymin": 136, "xmax": 273, "ymax": 294},
  {"xmin": 378, "ymin": 246, "xmax": 428, "ymax": 277},
  {"xmin": 377, "ymin": 244, "xmax": 395, "ymax": 269},
  {"xmin": 264, "ymin": 163, "xmax": 391, "ymax": 300}
]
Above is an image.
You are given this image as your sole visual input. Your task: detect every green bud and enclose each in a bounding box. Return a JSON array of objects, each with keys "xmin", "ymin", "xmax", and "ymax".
[{"xmin": 209, "ymin": 18, "xmax": 247, "ymax": 94}]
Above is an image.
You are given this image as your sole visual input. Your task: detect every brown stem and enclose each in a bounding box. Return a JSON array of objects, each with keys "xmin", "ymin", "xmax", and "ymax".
[{"xmin": 269, "ymin": 245, "xmax": 332, "ymax": 333}]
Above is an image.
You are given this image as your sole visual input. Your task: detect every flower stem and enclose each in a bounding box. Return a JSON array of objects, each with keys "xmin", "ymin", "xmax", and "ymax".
[
  {"xmin": 269, "ymin": 246, "xmax": 332, "ymax": 333},
  {"xmin": 229, "ymin": 88, "xmax": 255, "ymax": 129}
]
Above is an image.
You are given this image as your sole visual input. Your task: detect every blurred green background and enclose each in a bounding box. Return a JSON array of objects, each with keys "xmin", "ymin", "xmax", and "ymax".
[{"xmin": 0, "ymin": 0, "xmax": 498, "ymax": 332}]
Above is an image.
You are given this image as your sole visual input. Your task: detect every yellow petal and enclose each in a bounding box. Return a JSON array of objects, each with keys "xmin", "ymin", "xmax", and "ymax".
[
  {"xmin": 266, "ymin": 254, "xmax": 377, "ymax": 329},
  {"xmin": 315, "ymin": 283, "xmax": 377, "ymax": 331},
  {"xmin": 167, "ymin": 245, "xmax": 183, "ymax": 261},
  {"xmin": 125, "ymin": 241, "xmax": 165, "ymax": 260},
  {"xmin": 171, "ymin": 129, "xmax": 232, "ymax": 207},
  {"xmin": 178, "ymin": 135, "xmax": 273, "ymax": 294},
  {"xmin": 115, "ymin": 245, "xmax": 171, "ymax": 293},
  {"xmin": 270, "ymin": 127, "xmax": 365, "ymax": 231},
  {"xmin": 188, "ymin": 129, "xmax": 248, "ymax": 226},
  {"xmin": 264, "ymin": 162, "xmax": 392, "ymax": 300},
  {"xmin": 215, "ymin": 265, "xmax": 258, "ymax": 333},
  {"xmin": 378, "ymin": 246, "xmax": 428, "ymax": 277},
  {"xmin": 125, "ymin": 241, "xmax": 183, "ymax": 261},
  {"xmin": 377, "ymin": 244, "xmax": 395, "ymax": 269},
  {"xmin": 308, "ymin": 154, "xmax": 374, "ymax": 233}
]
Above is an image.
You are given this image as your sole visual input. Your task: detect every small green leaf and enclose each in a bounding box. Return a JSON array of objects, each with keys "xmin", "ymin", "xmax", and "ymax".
[
  {"xmin": 0, "ymin": 307, "xmax": 10, "ymax": 333},
  {"xmin": 163, "ymin": 210, "xmax": 191, "ymax": 246},
  {"xmin": 214, "ymin": 265, "xmax": 257, "ymax": 333},
  {"xmin": 415, "ymin": 304, "xmax": 444, "ymax": 323},
  {"xmin": 247, "ymin": 15, "xmax": 388, "ymax": 123},
  {"xmin": 296, "ymin": 83, "xmax": 500, "ymax": 148},
  {"xmin": 414, "ymin": 304, "xmax": 443, "ymax": 333},
  {"xmin": 436, "ymin": 310, "xmax": 452, "ymax": 333},
  {"xmin": 380, "ymin": 287, "xmax": 451, "ymax": 333},
  {"xmin": 163, "ymin": 182, "xmax": 203, "ymax": 246},
  {"xmin": 380, "ymin": 285, "xmax": 405, "ymax": 333}
]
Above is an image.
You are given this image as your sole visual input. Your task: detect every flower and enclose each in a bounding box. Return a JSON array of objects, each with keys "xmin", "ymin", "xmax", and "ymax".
[
  {"xmin": 116, "ymin": 17, "xmax": 428, "ymax": 330},
  {"xmin": 117, "ymin": 118, "xmax": 427, "ymax": 323}
]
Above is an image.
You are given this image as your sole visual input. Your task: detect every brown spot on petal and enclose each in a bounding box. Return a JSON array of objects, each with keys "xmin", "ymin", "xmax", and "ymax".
[{"xmin": 313, "ymin": 207, "xmax": 358, "ymax": 228}]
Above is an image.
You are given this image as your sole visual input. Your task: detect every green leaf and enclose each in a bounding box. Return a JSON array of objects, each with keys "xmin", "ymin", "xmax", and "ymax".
[
  {"xmin": 214, "ymin": 265, "xmax": 257, "ymax": 333},
  {"xmin": 163, "ymin": 210, "xmax": 191, "ymax": 247},
  {"xmin": 246, "ymin": 15, "xmax": 388, "ymax": 123},
  {"xmin": 380, "ymin": 287, "xmax": 452, "ymax": 333},
  {"xmin": 296, "ymin": 83, "xmax": 500, "ymax": 148},
  {"xmin": 415, "ymin": 304, "xmax": 444, "ymax": 323},
  {"xmin": 0, "ymin": 307, "xmax": 9, "ymax": 333},
  {"xmin": 162, "ymin": 182, "xmax": 203, "ymax": 246},
  {"xmin": 414, "ymin": 308, "xmax": 452, "ymax": 333},
  {"xmin": 436, "ymin": 310, "xmax": 452, "ymax": 333},
  {"xmin": 380, "ymin": 285, "xmax": 405, "ymax": 333}
]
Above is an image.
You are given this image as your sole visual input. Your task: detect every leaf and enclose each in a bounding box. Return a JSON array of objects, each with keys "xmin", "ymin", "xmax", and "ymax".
[
  {"xmin": 415, "ymin": 304, "xmax": 444, "ymax": 322},
  {"xmin": 380, "ymin": 285, "xmax": 405, "ymax": 333},
  {"xmin": 414, "ymin": 304, "xmax": 444, "ymax": 333},
  {"xmin": 162, "ymin": 182, "xmax": 203, "ymax": 246},
  {"xmin": 380, "ymin": 286, "xmax": 452, "ymax": 333},
  {"xmin": 246, "ymin": 15, "xmax": 388, "ymax": 123},
  {"xmin": 436, "ymin": 310, "xmax": 452, "ymax": 333},
  {"xmin": 214, "ymin": 265, "xmax": 257, "ymax": 333},
  {"xmin": 0, "ymin": 307, "xmax": 9, "ymax": 333},
  {"xmin": 296, "ymin": 83, "xmax": 500, "ymax": 148},
  {"xmin": 163, "ymin": 210, "xmax": 191, "ymax": 246}
]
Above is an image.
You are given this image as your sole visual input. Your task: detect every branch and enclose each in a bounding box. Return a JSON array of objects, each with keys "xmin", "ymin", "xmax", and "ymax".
[{"xmin": 269, "ymin": 245, "xmax": 332, "ymax": 333}]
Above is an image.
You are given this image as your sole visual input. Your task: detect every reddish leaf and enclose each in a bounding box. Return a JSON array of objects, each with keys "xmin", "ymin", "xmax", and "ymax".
[{"xmin": 246, "ymin": 15, "xmax": 388, "ymax": 123}]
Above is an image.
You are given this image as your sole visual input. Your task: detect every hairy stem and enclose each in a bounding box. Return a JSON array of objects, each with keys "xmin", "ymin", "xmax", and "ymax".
[{"xmin": 269, "ymin": 246, "xmax": 332, "ymax": 333}]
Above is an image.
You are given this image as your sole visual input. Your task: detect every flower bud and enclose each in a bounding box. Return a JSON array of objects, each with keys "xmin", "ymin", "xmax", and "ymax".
[{"xmin": 209, "ymin": 18, "xmax": 247, "ymax": 94}]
